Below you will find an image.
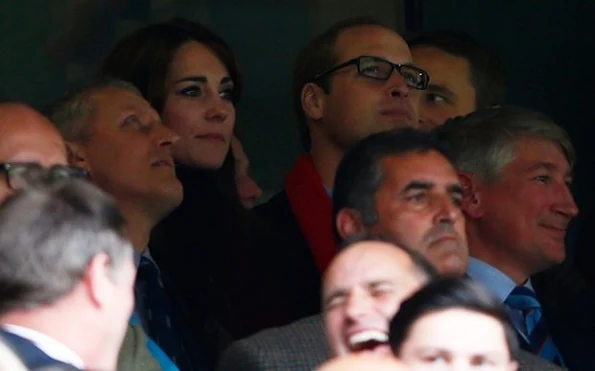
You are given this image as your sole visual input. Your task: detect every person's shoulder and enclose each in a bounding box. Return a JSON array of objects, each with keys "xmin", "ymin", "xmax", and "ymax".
[
  {"xmin": 253, "ymin": 190, "xmax": 289, "ymax": 219},
  {"xmin": 217, "ymin": 315, "xmax": 328, "ymax": 371},
  {"xmin": 517, "ymin": 350, "xmax": 566, "ymax": 371},
  {"xmin": 117, "ymin": 324, "xmax": 163, "ymax": 371}
]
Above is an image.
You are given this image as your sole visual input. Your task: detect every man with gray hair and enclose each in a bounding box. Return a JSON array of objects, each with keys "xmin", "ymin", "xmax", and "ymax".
[
  {"xmin": 47, "ymin": 78, "xmax": 202, "ymax": 370},
  {"xmin": 0, "ymin": 177, "xmax": 136, "ymax": 371},
  {"xmin": 436, "ymin": 105, "xmax": 591, "ymax": 369}
]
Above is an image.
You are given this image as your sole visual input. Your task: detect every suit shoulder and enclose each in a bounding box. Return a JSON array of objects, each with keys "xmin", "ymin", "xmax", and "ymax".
[
  {"xmin": 517, "ymin": 350, "xmax": 566, "ymax": 371},
  {"xmin": 217, "ymin": 315, "xmax": 328, "ymax": 371},
  {"xmin": 253, "ymin": 191, "xmax": 290, "ymax": 220},
  {"xmin": 117, "ymin": 324, "xmax": 161, "ymax": 371}
]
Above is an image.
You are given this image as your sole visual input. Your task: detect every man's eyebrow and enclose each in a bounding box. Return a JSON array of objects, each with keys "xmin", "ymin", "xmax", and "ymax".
[
  {"xmin": 402, "ymin": 181, "xmax": 434, "ymax": 193},
  {"xmin": 426, "ymin": 84, "xmax": 455, "ymax": 98},
  {"xmin": 525, "ymin": 161, "xmax": 557, "ymax": 173}
]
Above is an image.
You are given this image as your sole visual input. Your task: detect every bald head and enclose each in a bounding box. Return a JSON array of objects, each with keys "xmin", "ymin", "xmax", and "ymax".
[
  {"xmin": 0, "ymin": 103, "xmax": 67, "ymax": 202},
  {"xmin": 323, "ymin": 239, "xmax": 433, "ymax": 358},
  {"xmin": 317, "ymin": 354, "xmax": 408, "ymax": 371}
]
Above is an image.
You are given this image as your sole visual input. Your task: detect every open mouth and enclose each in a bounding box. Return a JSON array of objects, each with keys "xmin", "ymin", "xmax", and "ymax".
[
  {"xmin": 151, "ymin": 160, "xmax": 173, "ymax": 168},
  {"xmin": 348, "ymin": 330, "xmax": 389, "ymax": 353}
]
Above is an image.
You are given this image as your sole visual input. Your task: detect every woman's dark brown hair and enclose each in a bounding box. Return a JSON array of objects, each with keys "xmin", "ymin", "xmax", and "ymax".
[{"xmin": 101, "ymin": 17, "xmax": 242, "ymax": 112}]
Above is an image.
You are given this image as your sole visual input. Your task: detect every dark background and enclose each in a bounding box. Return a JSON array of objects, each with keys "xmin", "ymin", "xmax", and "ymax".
[{"xmin": 1, "ymin": 1, "xmax": 593, "ymax": 250}]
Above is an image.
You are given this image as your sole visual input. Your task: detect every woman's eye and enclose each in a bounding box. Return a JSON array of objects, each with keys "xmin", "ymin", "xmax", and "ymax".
[
  {"xmin": 179, "ymin": 86, "xmax": 201, "ymax": 97},
  {"xmin": 220, "ymin": 88, "xmax": 234, "ymax": 101}
]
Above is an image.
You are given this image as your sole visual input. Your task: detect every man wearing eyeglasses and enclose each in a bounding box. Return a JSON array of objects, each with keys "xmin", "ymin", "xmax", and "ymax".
[
  {"xmin": 0, "ymin": 103, "xmax": 77, "ymax": 202},
  {"xmin": 253, "ymin": 17, "xmax": 430, "ymax": 323},
  {"xmin": 0, "ymin": 102, "xmax": 166, "ymax": 370}
]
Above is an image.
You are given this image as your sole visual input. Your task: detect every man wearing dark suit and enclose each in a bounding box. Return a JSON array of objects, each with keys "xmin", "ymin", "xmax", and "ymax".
[
  {"xmin": 48, "ymin": 79, "xmax": 209, "ymax": 370},
  {"xmin": 437, "ymin": 106, "xmax": 592, "ymax": 370},
  {"xmin": 219, "ymin": 129, "xmax": 565, "ymax": 371},
  {"xmin": 0, "ymin": 177, "xmax": 136, "ymax": 370},
  {"xmin": 253, "ymin": 16, "xmax": 429, "ymax": 321},
  {"xmin": 0, "ymin": 102, "xmax": 164, "ymax": 371}
]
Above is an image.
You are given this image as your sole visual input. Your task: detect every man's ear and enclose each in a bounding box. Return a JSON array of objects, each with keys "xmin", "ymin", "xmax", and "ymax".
[
  {"xmin": 301, "ymin": 82, "xmax": 326, "ymax": 121},
  {"xmin": 83, "ymin": 253, "xmax": 113, "ymax": 308},
  {"xmin": 66, "ymin": 142, "xmax": 90, "ymax": 171},
  {"xmin": 458, "ymin": 171, "xmax": 483, "ymax": 219},
  {"xmin": 336, "ymin": 208, "xmax": 365, "ymax": 240}
]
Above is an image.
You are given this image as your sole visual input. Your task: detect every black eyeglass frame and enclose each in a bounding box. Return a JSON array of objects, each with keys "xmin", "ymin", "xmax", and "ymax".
[
  {"xmin": 0, "ymin": 162, "xmax": 89, "ymax": 190},
  {"xmin": 311, "ymin": 55, "xmax": 430, "ymax": 90}
]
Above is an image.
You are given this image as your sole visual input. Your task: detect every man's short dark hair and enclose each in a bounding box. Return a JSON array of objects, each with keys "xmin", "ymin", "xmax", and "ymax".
[
  {"xmin": 0, "ymin": 178, "xmax": 131, "ymax": 315},
  {"xmin": 339, "ymin": 232, "xmax": 438, "ymax": 281},
  {"xmin": 389, "ymin": 277, "xmax": 520, "ymax": 361},
  {"xmin": 333, "ymin": 128, "xmax": 453, "ymax": 231},
  {"xmin": 293, "ymin": 17, "xmax": 391, "ymax": 151},
  {"xmin": 407, "ymin": 29, "xmax": 506, "ymax": 109}
]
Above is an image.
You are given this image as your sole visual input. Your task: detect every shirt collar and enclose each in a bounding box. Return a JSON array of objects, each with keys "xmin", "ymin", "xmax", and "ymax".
[
  {"xmin": 466, "ymin": 257, "xmax": 533, "ymax": 303},
  {"xmin": 134, "ymin": 248, "xmax": 158, "ymax": 270},
  {"xmin": 2, "ymin": 324, "xmax": 85, "ymax": 369}
]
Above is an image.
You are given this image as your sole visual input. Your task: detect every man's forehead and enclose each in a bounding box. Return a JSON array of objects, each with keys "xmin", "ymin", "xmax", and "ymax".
[
  {"xmin": 91, "ymin": 87, "xmax": 149, "ymax": 111},
  {"xmin": 334, "ymin": 25, "xmax": 411, "ymax": 63},
  {"xmin": 510, "ymin": 136, "xmax": 572, "ymax": 171},
  {"xmin": 326, "ymin": 242, "xmax": 414, "ymax": 283},
  {"xmin": 381, "ymin": 152, "xmax": 459, "ymax": 181}
]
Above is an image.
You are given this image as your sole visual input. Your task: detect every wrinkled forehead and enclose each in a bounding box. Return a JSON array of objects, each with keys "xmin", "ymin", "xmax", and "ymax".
[
  {"xmin": 380, "ymin": 151, "xmax": 461, "ymax": 187},
  {"xmin": 324, "ymin": 242, "xmax": 415, "ymax": 291},
  {"xmin": 89, "ymin": 87, "xmax": 158, "ymax": 124}
]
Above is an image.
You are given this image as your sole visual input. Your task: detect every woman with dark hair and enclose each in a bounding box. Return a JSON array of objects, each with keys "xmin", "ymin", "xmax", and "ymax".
[
  {"xmin": 389, "ymin": 277, "xmax": 519, "ymax": 371},
  {"xmin": 101, "ymin": 17, "xmax": 293, "ymax": 366}
]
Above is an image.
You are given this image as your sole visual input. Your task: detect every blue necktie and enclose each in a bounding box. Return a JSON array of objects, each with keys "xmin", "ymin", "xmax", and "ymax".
[
  {"xmin": 136, "ymin": 256, "xmax": 194, "ymax": 370},
  {"xmin": 505, "ymin": 286, "xmax": 564, "ymax": 365}
]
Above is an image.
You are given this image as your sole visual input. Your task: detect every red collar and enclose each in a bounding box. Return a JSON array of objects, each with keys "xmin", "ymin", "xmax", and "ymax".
[{"xmin": 284, "ymin": 154, "xmax": 337, "ymax": 274}]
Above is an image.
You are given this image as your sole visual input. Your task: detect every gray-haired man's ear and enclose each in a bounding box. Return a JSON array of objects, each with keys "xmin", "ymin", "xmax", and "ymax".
[{"xmin": 457, "ymin": 171, "xmax": 483, "ymax": 219}]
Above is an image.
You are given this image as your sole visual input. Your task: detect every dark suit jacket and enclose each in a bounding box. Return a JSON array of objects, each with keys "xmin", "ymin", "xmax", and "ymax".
[
  {"xmin": 252, "ymin": 190, "xmax": 321, "ymax": 321},
  {"xmin": 255, "ymin": 191, "xmax": 588, "ymax": 370},
  {"xmin": 0, "ymin": 330, "xmax": 82, "ymax": 370},
  {"xmin": 532, "ymin": 263, "xmax": 595, "ymax": 371},
  {"xmin": 216, "ymin": 314, "xmax": 566, "ymax": 371}
]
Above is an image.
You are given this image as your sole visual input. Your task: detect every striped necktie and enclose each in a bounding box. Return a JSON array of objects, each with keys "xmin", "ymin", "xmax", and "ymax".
[
  {"xmin": 136, "ymin": 256, "xmax": 195, "ymax": 370},
  {"xmin": 505, "ymin": 286, "xmax": 564, "ymax": 365}
]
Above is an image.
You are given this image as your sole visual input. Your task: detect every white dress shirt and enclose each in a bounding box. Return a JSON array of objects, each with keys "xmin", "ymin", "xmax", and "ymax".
[{"xmin": 2, "ymin": 324, "xmax": 85, "ymax": 369}]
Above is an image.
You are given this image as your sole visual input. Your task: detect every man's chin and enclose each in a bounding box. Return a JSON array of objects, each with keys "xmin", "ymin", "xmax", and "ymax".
[{"xmin": 436, "ymin": 255, "xmax": 467, "ymax": 276}]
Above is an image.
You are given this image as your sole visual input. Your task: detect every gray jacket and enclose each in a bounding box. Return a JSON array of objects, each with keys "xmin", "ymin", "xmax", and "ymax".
[{"xmin": 217, "ymin": 315, "xmax": 565, "ymax": 371}]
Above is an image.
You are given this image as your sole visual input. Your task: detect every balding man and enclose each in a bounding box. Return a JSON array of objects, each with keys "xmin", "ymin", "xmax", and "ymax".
[
  {"xmin": 0, "ymin": 103, "xmax": 70, "ymax": 202},
  {"xmin": 323, "ymin": 235, "xmax": 436, "ymax": 358},
  {"xmin": 0, "ymin": 103, "xmax": 163, "ymax": 370},
  {"xmin": 217, "ymin": 234, "xmax": 436, "ymax": 371}
]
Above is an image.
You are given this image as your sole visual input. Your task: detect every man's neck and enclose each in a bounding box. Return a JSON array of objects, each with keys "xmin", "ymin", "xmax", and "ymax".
[
  {"xmin": 309, "ymin": 142, "xmax": 344, "ymax": 191},
  {"xmin": 466, "ymin": 226, "xmax": 532, "ymax": 285},
  {"xmin": 117, "ymin": 203, "xmax": 155, "ymax": 253}
]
